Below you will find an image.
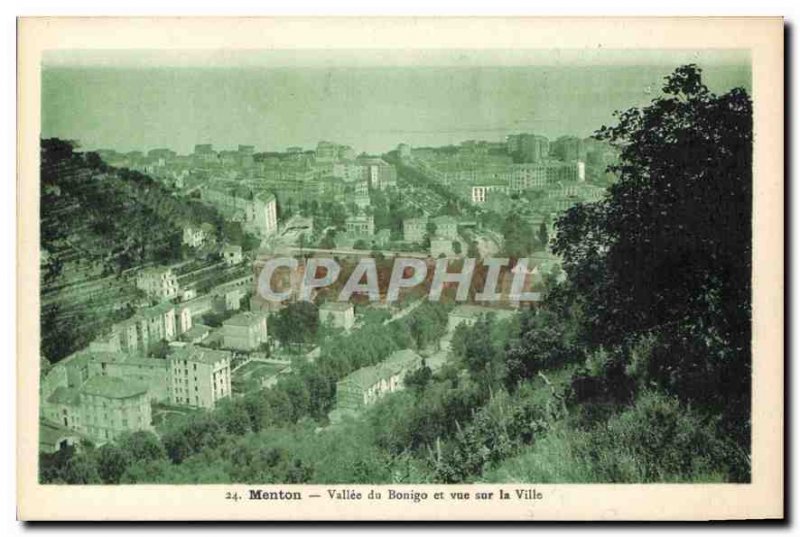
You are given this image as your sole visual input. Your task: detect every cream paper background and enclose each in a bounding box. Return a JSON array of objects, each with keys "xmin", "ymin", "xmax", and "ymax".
[{"xmin": 16, "ymin": 16, "xmax": 784, "ymax": 521}]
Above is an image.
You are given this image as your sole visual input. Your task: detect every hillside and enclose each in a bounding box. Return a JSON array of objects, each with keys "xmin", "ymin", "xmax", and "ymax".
[{"xmin": 39, "ymin": 138, "xmax": 243, "ymax": 363}]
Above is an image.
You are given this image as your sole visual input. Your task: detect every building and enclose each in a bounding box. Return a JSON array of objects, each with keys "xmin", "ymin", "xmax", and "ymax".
[
  {"xmin": 78, "ymin": 375, "xmax": 153, "ymax": 444},
  {"xmin": 318, "ymin": 301, "xmax": 355, "ymax": 331},
  {"xmin": 88, "ymin": 352, "xmax": 169, "ymax": 402},
  {"xmin": 335, "ymin": 350, "xmax": 423, "ymax": 411},
  {"xmin": 403, "ymin": 217, "xmax": 428, "ymax": 244},
  {"xmin": 431, "ymin": 216, "xmax": 458, "ymax": 240},
  {"xmin": 448, "ymin": 305, "xmax": 516, "ymax": 332},
  {"xmin": 344, "ymin": 215, "xmax": 375, "ymax": 237},
  {"xmin": 168, "ymin": 346, "xmax": 232, "ymax": 409},
  {"xmin": 315, "ymin": 141, "xmax": 339, "ymax": 162},
  {"xmin": 550, "ymin": 136, "xmax": 587, "ymax": 162},
  {"xmin": 39, "ymin": 418, "xmax": 81, "ymax": 454},
  {"xmin": 113, "ymin": 302, "xmax": 180, "ymax": 355},
  {"xmin": 213, "ymin": 286, "xmax": 248, "ymax": 313},
  {"xmin": 177, "ymin": 304, "xmax": 193, "ymax": 334},
  {"xmin": 182, "ymin": 225, "xmax": 207, "ymax": 248},
  {"xmin": 253, "ymin": 191, "xmax": 278, "ymax": 237},
  {"xmin": 181, "ymin": 323, "xmax": 211, "ymax": 345},
  {"xmin": 222, "ymin": 311, "xmax": 268, "ymax": 351},
  {"xmin": 507, "ymin": 134, "xmax": 550, "ymax": 163},
  {"xmin": 193, "ymin": 144, "xmax": 217, "ymax": 164},
  {"xmin": 238, "ymin": 144, "xmax": 255, "ymax": 168},
  {"xmin": 360, "ymin": 158, "xmax": 397, "ymax": 190},
  {"xmin": 135, "ymin": 266, "xmax": 179, "ymax": 300},
  {"xmin": 471, "ymin": 184, "xmax": 508, "ymax": 204},
  {"xmin": 353, "ymin": 178, "xmax": 371, "ymax": 209},
  {"xmin": 201, "ymin": 184, "xmax": 277, "ymax": 238},
  {"xmin": 222, "ymin": 244, "xmax": 243, "ymax": 266}
]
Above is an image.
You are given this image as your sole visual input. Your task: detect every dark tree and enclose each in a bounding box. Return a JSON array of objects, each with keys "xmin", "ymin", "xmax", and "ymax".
[
  {"xmin": 551, "ymin": 65, "xmax": 752, "ymax": 452},
  {"xmin": 270, "ymin": 301, "xmax": 320, "ymax": 351}
]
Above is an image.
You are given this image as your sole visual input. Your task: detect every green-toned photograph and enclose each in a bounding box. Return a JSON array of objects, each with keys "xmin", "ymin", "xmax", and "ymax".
[{"xmin": 38, "ymin": 48, "xmax": 753, "ymax": 486}]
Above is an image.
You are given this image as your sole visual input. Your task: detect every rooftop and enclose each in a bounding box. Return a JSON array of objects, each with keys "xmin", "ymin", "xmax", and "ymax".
[
  {"xmin": 89, "ymin": 352, "xmax": 167, "ymax": 368},
  {"xmin": 170, "ymin": 345, "xmax": 232, "ymax": 366},
  {"xmin": 139, "ymin": 266, "xmax": 174, "ymax": 277},
  {"xmin": 40, "ymin": 418, "xmax": 82, "ymax": 446},
  {"xmin": 223, "ymin": 311, "xmax": 266, "ymax": 327},
  {"xmin": 256, "ymin": 190, "xmax": 277, "ymax": 203},
  {"xmin": 46, "ymin": 386, "xmax": 81, "ymax": 406},
  {"xmin": 182, "ymin": 324, "xmax": 212, "ymax": 340},
  {"xmin": 319, "ymin": 301, "xmax": 354, "ymax": 312},
  {"xmin": 80, "ymin": 375, "xmax": 148, "ymax": 399},
  {"xmin": 450, "ymin": 305, "xmax": 516, "ymax": 320},
  {"xmin": 339, "ymin": 349, "xmax": 422, "ymax": 391}
]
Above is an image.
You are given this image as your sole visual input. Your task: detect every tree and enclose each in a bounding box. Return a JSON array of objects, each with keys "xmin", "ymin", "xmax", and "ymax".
[
  {"xmin": 121, "ymin": 430, "xmax": 167, "ymax": 462},
  {"xmin": 551, "ymin": 65, "xmax": 752, "ymax": 450},
  {"xmin": 467, "ymin": 241, "xmax": 480, "ymax": 258},
  {"xmin": 96, "ymin": 443, "xmax": 130, "ymax": 484},
  {"xmin": 501, "ymin": 213, "xmax": 535, "ymax": 258},
  {"xmin": 270, "ymin": 302, "xmax": 319, "ymax": 351},
  {"xmin": 62, "ymin": 451, "xmax": 101, "ymax": 484},
  {"xmin": 537, "ymin": 222, "xmax": 549, "ymax": 250},
  {"xmin": 318, "ymin": 230, "xmax": 336, "ymax": 249}
]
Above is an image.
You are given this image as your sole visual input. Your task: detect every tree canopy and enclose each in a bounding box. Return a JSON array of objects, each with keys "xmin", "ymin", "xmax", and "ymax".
[{"xmin": 551, "ymin": 64, "xmax": 752, "ymax": 446}]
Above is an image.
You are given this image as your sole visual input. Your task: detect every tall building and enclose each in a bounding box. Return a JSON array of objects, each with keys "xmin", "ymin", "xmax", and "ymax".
[
  {"xmin": 168, "ymin": 346, "xmax": 232, "ymax": 409},
  {"xmin": 254, "ymin": 191, "xmax": 278, "ymax": 237},
  {"xmin": 112, "ymin": 301, "xmax": 181, "ymax": 355},
  {"xmin": 359, "ymin": 158, "xmax": 397, "ymax": 190},
  {"xmin": 315, "ymin": 141, "xmax": 339, "ymax": 162},
  {"xmin": 551, "ymin": 136, "xmax": 587, "ymax": 162},
  {"xmin": 507, "ymin": 134, "xmax": 550, "ymax": 163}
]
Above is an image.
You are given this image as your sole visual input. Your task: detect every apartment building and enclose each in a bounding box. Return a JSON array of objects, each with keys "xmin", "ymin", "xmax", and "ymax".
[{"xmin": 168, "ymin": 346, "xmax": 232, "ymax": 409}]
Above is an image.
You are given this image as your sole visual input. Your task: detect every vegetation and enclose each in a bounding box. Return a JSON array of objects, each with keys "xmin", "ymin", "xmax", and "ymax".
[
  {"xmin": 41, "ymin": 65, "xmax": 752, "ymax": 485},
  {"xmin": 39, "ymin": 140, "xmax": 256, "ymax": 364}
]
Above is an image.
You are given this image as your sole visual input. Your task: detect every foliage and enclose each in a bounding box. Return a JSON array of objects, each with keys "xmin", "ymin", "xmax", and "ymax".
[
  {"xmin": 269, "ymin": 302, "xmax": 320, "ymax": 351},
  {"xmin": 551, "ymin": 65, "xmax": 752, "ymax": 450},
  {"xmin": 501, "ymin": 213, "xmax": 536, "ymax": 258}
]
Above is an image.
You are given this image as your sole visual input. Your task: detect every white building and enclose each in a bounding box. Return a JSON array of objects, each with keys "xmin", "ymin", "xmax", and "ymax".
[
  {"xmin": 254, "ymin": 191, "xmax": 278, "ymax": 237},
  {"xmin": 222, "ymin": 244, "xmax": 243, "ymax": 266},
  {"xmin": 182, "ymin": 226, "xmax": 207, "ymax": 248},
  {"xmin": 168, "ymin": 346, "xmax": 232, "ymax": 409},
  {"xmin": 222, "ymin": 311, "xmax": 268, "ymax": 351},
  {"xmin": 318, "ymin": 301, "xmax": 356, "ymax": 331},
  {"xmin": 136, "ymin": 266, "xmax": 179, "ymax": 300}
]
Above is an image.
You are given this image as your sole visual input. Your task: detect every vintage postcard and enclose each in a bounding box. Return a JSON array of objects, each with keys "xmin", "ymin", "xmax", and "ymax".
[{"xmin": 17, "ymin": 17, "xmax": 783, "ymax": 521}]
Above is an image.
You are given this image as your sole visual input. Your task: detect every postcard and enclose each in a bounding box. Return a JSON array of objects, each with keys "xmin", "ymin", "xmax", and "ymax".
[{"xmin": 17, "ymin": 16, "xmax": 784, "ymax": 521}]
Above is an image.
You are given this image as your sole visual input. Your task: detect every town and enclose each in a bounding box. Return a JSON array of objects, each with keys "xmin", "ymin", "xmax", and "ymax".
[{"xmin": 39, "ymin": 132, "xmax": 613, "ymax": 453}]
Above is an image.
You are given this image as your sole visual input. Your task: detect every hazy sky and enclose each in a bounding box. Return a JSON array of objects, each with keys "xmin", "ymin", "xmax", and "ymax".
[{"xmin": 41, "ymin": 50, "xmax": 751, "ymax": 155}]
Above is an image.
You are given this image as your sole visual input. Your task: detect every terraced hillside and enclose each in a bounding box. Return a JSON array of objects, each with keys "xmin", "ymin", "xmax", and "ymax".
[{"xmin": 39, "ymin": 139, "xmax": 235, "ymax": 364}]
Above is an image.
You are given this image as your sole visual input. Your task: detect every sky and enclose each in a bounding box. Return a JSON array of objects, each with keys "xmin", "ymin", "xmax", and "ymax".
[{"xmin": 41, "ymin": 49, "xmax": 751, "ymax": 155}]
